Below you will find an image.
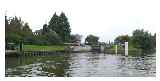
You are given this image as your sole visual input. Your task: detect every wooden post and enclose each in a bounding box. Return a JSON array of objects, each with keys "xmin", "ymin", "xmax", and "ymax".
[{"xmin": 19, "ymin": 40, "xmax": 23, "ymax": 52}]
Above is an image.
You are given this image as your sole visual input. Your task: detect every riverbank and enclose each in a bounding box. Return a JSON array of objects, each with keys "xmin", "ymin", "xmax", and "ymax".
[
  {"xmin": 104, "ymin": 44, "xmax": 142, "ymax": 55},
  {"xmin": 23, "ymin": 45, "xmax": 66, "ymax": 51},
  {"xmin": 5, "ymin": 45, "xmax": 67, "ymax": 56},
  {"xmin": 6, "ymin": 44, "xmax": 143, "ymax": 57}
]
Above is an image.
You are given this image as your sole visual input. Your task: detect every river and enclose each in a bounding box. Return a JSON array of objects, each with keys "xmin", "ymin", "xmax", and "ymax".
[{"xmin": 5, "ymin": 52, "xmax": 156, "ymax": 77}]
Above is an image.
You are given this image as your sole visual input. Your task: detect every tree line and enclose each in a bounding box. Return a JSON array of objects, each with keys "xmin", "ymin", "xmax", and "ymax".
[
  {"xmin": 33, "ymin": 12, "xmax": 71, "ymax": 45},
  {"xmin": 83, "ymin": 29, "xmax": 156, "ymax": 53},
  {"xmin": 5, "ymin": 16, "xmax": 33, "ymax": 45},
  {"xmin": 5, "ymin": 12, "xmax": 72, "ymax": 47},
  {"xmin": 114, "ymin": 29, "xmax": 156, "ymax": 53}
]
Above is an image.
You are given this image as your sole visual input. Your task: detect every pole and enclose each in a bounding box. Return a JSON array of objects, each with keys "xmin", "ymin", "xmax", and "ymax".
[
  {"xmin": 20, "ymin": 40, "xmax": 23, "ymax": 52},
  {"xmin": 115, "ymin": 45, "xmax": 117, "ymax": 55},
  {"xmin": 125, "ymin": 42, "xmax": 128, "ymax": 56}
]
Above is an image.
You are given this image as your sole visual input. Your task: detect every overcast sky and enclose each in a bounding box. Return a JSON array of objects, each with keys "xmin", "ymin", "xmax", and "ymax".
[{"xmin": 1, "ymin": 0, "xmax": 159, "ymax": 42}]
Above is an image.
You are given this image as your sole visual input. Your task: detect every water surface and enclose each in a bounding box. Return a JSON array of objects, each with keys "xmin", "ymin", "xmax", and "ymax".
[{"xmin": 5, "ymin": 52, "xmax": 156, "ymax": 77}]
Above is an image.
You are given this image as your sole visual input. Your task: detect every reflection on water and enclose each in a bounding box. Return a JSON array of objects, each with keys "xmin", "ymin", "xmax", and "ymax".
[{"xmin": 5, "ymin": 52, "xmax": 156, "ymax": 77}]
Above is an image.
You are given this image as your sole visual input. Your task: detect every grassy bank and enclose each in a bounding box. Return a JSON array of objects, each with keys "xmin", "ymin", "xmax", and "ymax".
[
  {"xmin": 22, "ymin": 45, "xmax": 66, "ymax": 51},
  {"xmin": 105, "ymin": 44, "xmax": 142, "ymax": 55}
]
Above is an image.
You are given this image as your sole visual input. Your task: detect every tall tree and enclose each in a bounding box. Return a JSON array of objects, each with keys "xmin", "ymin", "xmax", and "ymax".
[
  {"xmin": 48, "ymin": 12, "xmax": 71, "ymax": 43},
  {"xmin": 59, "ymin": 12, "xmax": 71, "ymax": 42},
  {"xmin": 48, "ymin": 13, "xmax": 59, "ymax": 32}
]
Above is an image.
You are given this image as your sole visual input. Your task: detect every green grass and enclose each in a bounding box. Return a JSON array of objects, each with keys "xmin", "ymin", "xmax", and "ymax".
[
  {"xmin": 110, "ymin": 43, "xmax": 138, "ymax": 50},
  {"xmin": 105, "ymin": 43, "xmax": 142, "ymax": 55},
  {"xmin": 23, "ymin": 45, "xmax": 66, "ymax": 51}
]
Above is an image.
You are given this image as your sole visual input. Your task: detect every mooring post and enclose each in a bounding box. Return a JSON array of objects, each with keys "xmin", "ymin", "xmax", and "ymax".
[
  {"xmin": 125, "ymin": 42, "xmax": 128, "ymax": 56},
  {"xmin": 18, "ymin": 40, "xmax": 23, "ymax": 55},
  {"xmin": 19, "ymin": 41, "xmax": 23, "ymax": 52}
]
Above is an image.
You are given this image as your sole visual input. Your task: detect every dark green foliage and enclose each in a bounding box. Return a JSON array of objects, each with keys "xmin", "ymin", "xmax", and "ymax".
[
  {"xmin": 5, "ymin": 12, "xmax": 71, "ymax": 46},
  {"xmin": 132, "ymin": 29, "xmax": 156, "ymax": 53},
  {"xmin": 6, "ymin": 32, "xmax": 22, "ymax": 44},
  {"xmin": 85, "ymin": 35, "xmax": 99, "ymax": 45},
  {"xmin": 59, "ymin": 12, "xmax": 71, "ymax": 42},
  {"xmin": 114, "ymin": 29, "xmax": 156, "ymax": 54},
  {"xmin": 32, "ymin": 30, "xmax": 62, "ymax": 45},
  {"xmin": 5, "ymin": 16, "xmax": 33, "ymax": 45},
  {"xmin": 48, "ymin": 12, "xmax": 71, "ymax": 42},
  {"xmin": 45, "ymin": 31, "xmax": 62, "ymax": 45},
  {"xmin": 23, "ymin": 36, "xmax": 35, "ymax": 44},
  {"xmin": 48, "ymin": 13, "xmax": 59, "ymax": 31},
  {"xmin": 33, "ymin": 35, "xmax": 49, "ymax": 45}
]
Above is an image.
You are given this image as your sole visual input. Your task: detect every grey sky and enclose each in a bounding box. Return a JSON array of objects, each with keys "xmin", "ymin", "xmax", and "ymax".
[{"xmin": 1, "ymin": 0, "xmax": 159, "ymax": 42}]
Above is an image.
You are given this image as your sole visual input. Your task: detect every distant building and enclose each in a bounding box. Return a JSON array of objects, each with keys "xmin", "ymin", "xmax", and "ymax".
[
  {"xmin": 71, "ymin": 34, "xmax": 82, "ymax": 46},
  {"xmin": 74, "ymin": 40, "xmax": 81, "ymax": 46},
  {"xmin": 33, "ymin": 29, "xmax": 43, "ymax": 36}
]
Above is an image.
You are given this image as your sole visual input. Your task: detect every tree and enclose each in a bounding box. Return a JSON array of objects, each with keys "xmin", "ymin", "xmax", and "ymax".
[
  {"xmin": 33, "ymin": 35, "xmax": 48, "ymax": 45},
  {"xmin": 85, "ymin": 35, "xmax": 99, "ymax": 45},
  {"xmin": 59, "ymin": 12, "xmax": 71, "ymax": 42},
  {"xmin": 114, "ymin": 35, "xmax": 130, "ymax": 45},
  {"xmin": 21, "ymin": 23, "xmax": 32, "ymax": 37},
  {"xmin": 48, "ymin": 13, "xmax": 60, "ymax": 35},
  {"xmin": 5, "ymin": 16, "xmax": 23, "ymax": 44},
  {"xmin": 22, "ymin": 23, "xmax": 32, "ymax": 32},
  {"xmin": 132, "ymin": 29, "xmax": 155, "ymax": 53},
  {"xmin": 8, "ymin": 16, "xmax": 23, "ymax": 33},
  {"xmin": 48, "ymin": 12, "xmax": 71, "ymax": 43},
  {"xmin": 6, "ymin": 32, "xmax": 22, "ymax": 44},
  {"xmin": 5, "ymin": 16, "xmax": 33, "ymax": 45},
  {"xmin": 45, "ymin": 30, "xmax": 62, "ymax": 45}
]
